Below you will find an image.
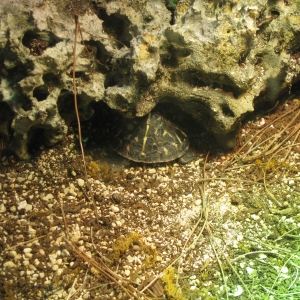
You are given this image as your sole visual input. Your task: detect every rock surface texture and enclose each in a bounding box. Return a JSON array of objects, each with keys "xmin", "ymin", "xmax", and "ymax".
[{"xmin": 0, "ymin": 0, "xmax": 300, "ymax": 158}]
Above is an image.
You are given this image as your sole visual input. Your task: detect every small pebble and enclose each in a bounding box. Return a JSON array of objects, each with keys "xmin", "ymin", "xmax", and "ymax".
[
  {"xmin": 195, "ymin": 199, "xmax": 201, "ymax": 206},
  {"xmin": 3, "ymin": 261, "xmax": 17, "ymax": 270},
  {"xmin": 18, "ymin": 200, "xmax": 28, "ymax": 211},
  {"xmin": 111, "ymin": 205, "xmax": 120, "ymax": 213},
  {"xmin": 77, "ymin": 178, "xmax": 85, "ymax": 187},
  {"xmin": 127, "ymin": 255, "xmax": 134, "ymax": 263},
  {"xmin": 8, "ymin": 251, "xmax": 17, "ymax": 258},
  {"xmin": 133, "ymin": 245, "xmax": 140, "ymax": 251},
  {"xmin": 16, "ymin": 177, "xmax": 26, "ymax": 183},
  {"xmin": 23, "ymin": 248, "xmax": 32, "ymax": 254},
  {"xmin": 103, "ymin": 190, "xmax": 110, "ymax": 198},
  {"xmin": 42, "ymin": 194, "xmax": 54, "ymax": 201},
  {"xmin": 0, "ymin": 203, "xmax": 6, "ymax": 213},
  {"xmin": 148, "ymin": 168, "xmax": 156, "ymax": 174},
  {"xmin": 156, "ymin": 255, "xmax": 162, "ymax": 262},
  {"xmin": 52, "ymin": 265, "xmax": 59, "ymax": 271},
  {"xmin": 25, "ymin": 252, "xmax": 33, "ymax": 259}
]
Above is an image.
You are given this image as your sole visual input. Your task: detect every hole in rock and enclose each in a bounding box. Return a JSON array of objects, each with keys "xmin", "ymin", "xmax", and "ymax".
[
  {"xmin": 0, "ymin": 102, "xmax": 14, "ymax": 140},
  {"xmin": 27, "ymin": 127, "xmax": 45, "ymax": 155},
  {"xmin": 57, "ymin": 90, "xmax": 94, "ymax": 125},
  {"xmin": 21, "ymin": 96, "xmax": 32, "ymax": 111},
  {"xmin": 43, "ymin": 73, "xmax": 61, "ymax": 87},
  {"xmin": 97, "ymin": 9, "xmax": 131, "ymax": 48},
  {"xmin": 66, "ymin": 71, "xmax": 87, "ymax": 79},
  {"xmin": 160, "ymin": 45, "xmax": 191, "ymax": 68},
  {"xmin": 33, "ymin": 85, "xmax": 49, "ymax": 101},
  {"xmin": 22, "ymin": 30, "xmax": 62, "ymax": 56},
  {"xmin": 165, "ymin": 0, "xmax": 178, "ymax": 25},
  {"xmin": 221, "ymin": 104, "xmax": 235, "ymax": 117},
  {"xmin": 81, "ymin": 40, "xmax": 112, "ymax": 73},
  {"xmin": 104, "ymin": 58, "xmax": 131, "ymax": 88},
  {"xmin": 270, "ymin": 10, "xmax": 280, "ymax": 18},
  {"xmin": 181, "ymin": 70, "xmax": 244, "ymax": 98}
]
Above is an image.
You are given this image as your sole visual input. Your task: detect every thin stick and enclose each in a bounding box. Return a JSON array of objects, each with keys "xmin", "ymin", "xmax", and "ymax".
[
  {"xmin": 3, "ymin": 235, "xmax": 47, "ymax": 252},
  {"xmin": 228, "ymin": 103, "xmax": 300, "ymax": 167},
  {"xmin": 263, "ymin": 169, "xmax": 282, "ymax": 207},
  {"xmin": 59, "ymin": 192, "xmax": 70, "ymax": 239},
  {"xmin": 223, "ymin": 255, "xmax": 253, "ymax": 299},
  {"xmin": 197, "ymin": 177, "xmax": 261, "ymax": 184},
  {"xmin": 232, "ymin": 250, "xmax": 280, "ymax": 262},
  {"xmin": 280, "ymin": 128, "xmax": 300, "ymax": 162},
  {"xmin": 263, "ymin": 123, "xmax": 300, "ymax": 157},
  {"xmin": 242, "ymin": 109, "xmax": 300, "ymax": 162},
  {"xmin": 90, "ymin": 227, "xmax": 112, "ymax": 265},
  {"xmin": 66, "ymin": 277, "xmax": 78, "ymax": 300},
  {"xmin": 73, "ymin": 15, "xmax": 99, "ymax": 221},
  {"xmin": 207, "ymin": 232, "xmax": 229, "ymax": 300},
  {"xmin": 64, "ymin": 238, "xmax": 152, "ymax": 299}
]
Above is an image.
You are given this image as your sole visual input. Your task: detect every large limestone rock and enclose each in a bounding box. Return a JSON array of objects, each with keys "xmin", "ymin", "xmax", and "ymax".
[{"xmin": 0, "ymin": 0, "xmax": 300, "ymax": 158}]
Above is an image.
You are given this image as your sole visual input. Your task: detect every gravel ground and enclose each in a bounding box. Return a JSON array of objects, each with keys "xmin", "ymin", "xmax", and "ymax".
[{"xmin": 0, "ymin": 98, "xmax": 300, "ymax": 300}]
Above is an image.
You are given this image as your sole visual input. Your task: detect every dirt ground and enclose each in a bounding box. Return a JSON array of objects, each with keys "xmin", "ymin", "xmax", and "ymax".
[{"xmin": 0, "ymin": 97, "xmax": 300, "ymax": 300}]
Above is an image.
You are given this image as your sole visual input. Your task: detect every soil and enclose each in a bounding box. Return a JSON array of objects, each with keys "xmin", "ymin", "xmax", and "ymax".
[{"xmin": 0, "ymin": 98, "xmax": 300, "ymax": 300}]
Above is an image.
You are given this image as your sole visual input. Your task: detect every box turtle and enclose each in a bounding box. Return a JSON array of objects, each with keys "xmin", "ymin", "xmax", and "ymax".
[{"xmin": 110, "ymin": 111, "xmax": 189, "ymax": 163}]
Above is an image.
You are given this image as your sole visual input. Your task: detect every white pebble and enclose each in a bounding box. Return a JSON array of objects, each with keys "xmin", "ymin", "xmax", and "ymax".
[
  {"xmin": 3, "ymin": 261, "xmax": 16, "ymax": 270},
  {"xmin": 77, "ymin": 178, "xmax": 85, "ymax": 187},
  {"xmin": 0, "ymin": 203, "xmax": 6, "ymax": 213},
  {"xmin": 111, "ymin": 205, "xmax": 120, "ymax": 213},
  {"xmin": 195, "ymin": 199, "xmax": 201, "ymax": 206},
  {"xmin": 246, "ymin": 266, "xmax": 255, "ymax": 275},
  {"xmin": 42, "ymin": 193, "xmax": 54, "ymax": 201},
  {"xmin": 16, "ymin": 177, "xmax": 26, "ymax": 183},
  {"xmin": 8, "ymin": 251, "xmax": 17, "ymax": 258},
  {"xmin": 18, "ymin": 200, "xmax": 28, "ymax": 211},
  {"xmin": 103, "ymin": 190, "xmax": 110, "ymax": 198},
  {"xmin": 231, "ymin": 285, "xmax": 243, "ymax": 297},
  {"xmin": 52, "ymin": 264, "xmax": 59, "ymax": 271},
  {"xmin": 31, "ymin": 273, "xmax": 39, "ymax": 281},
  {"xmin": 127, "ymin": 255, "xmax": 134, "ymax": 263}
]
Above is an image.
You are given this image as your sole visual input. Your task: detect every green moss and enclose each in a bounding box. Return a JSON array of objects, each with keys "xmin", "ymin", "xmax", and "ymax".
[
  {"xmin": 111, "ymin": 232, "xmax": 142, "ymax": 259},
  {"xmin": 237, "ymin": 243, "xmax": 251, "ymax": 254},
  {"xmin": 162, "ymin": 266, "xmax": 188, "ymax": 300},
  {"xmin": 87, "ymin": 161, "xmax": 118, "ymax": 182},
  {"xmin": 166, "ymin": 0, "xmax": 179, "ymax": 10},
  {"xmin": 162, "ymin": 266, "xmax": 221, "ymax": 299},
  {"xmin": 87, "ymin": 161, "xmax": 100, "ymax": 178},
  {"xmin": 111, "ymin": 232, "xmax": 157, "ymax": 280},
  {"xmin": 255, "ymin": 158, "xmax": 299, "ymax": 173}
]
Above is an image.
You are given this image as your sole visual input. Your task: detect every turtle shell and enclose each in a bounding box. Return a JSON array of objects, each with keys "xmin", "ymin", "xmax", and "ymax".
[{"xmin": 110, "ymin": 112, "xmax": 189, "ymax": 163}]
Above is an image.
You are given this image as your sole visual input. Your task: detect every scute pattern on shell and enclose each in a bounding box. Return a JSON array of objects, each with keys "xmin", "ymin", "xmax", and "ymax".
[{"xmin": 111, "ymin": 112, "xmax": 189, "ymax": 163}]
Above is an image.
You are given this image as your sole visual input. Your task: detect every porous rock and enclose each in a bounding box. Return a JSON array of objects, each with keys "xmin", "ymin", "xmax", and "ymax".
[{"xmin": 0, "ymin": 0, "xmax": 300, "ymax": 158}]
